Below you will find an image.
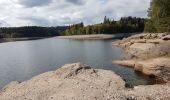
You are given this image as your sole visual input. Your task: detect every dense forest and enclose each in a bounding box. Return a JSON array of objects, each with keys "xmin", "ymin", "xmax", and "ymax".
[
  {"xmin": 64, "ymin": 16, "xmax": 146, "ymax": 35},
  {"xmin": 0, "ymin": 26, "xmax": 67, "ymax": 38},
  {"xmin": 145, "ymin": 0, "xmax": 170, "ymax": 32}
]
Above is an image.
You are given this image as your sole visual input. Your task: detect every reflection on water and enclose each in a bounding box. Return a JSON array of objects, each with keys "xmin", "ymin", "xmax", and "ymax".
[{"xmin": 0, "ymin": 37, "xmax": 156, "ymax": 88}]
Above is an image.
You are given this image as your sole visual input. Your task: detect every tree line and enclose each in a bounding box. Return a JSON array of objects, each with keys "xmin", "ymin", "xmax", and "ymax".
[
  {"xmin": 64, "ymin": 16, "xmax": 146, "ymax": 35},
  {"xmin": 0, "ymin": 26, "xmax": 67, "ymax": 38},
  {"xmin": 144, "ymin": 0, "xmax": 170, "ymax": 32}
]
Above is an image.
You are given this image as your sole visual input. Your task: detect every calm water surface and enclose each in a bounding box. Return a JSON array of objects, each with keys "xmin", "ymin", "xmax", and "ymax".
[{"xmin": 0, "ymin": 37, "xmax": 156, "ymax": 88}]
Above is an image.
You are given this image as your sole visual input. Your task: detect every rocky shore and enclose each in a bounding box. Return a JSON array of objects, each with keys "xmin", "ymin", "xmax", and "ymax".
[
  {"xmin": 57, "ymin": 34, "xmax": 133, "ymax": 40},
  {"xmin": 0, "ymin": 63, "xmax": 170, "ymax": 100},
  {"xmin": 58, "ymin": 34, "xmax": 115, "ymax": 40},
  {"xmin": 113, "ymin": 33, "xmax": 170, "ymax": 82}
]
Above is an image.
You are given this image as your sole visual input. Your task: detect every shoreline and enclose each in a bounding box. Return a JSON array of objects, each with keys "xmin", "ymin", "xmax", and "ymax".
[
  {"xmin": 0, "ymin": 63, "xmax": 170, "ymax": 100},
  {"xmin": 113, "ymin": 33, "xmax": 170, "ymax": 82},
  {"xmin": 57, "ymin": 33, "xmax": 136, "ymax": 40},
  {"xmin": 0, "ymin": 33, "xmax": 135, "ymax": 43},
  {"xmin": 0, "ymin": 37, "xmax": 48, "ymax": 43}
]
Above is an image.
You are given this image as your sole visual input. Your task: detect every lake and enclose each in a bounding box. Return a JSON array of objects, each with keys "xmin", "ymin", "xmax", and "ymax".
[{"xmin": 0, "ymin": 37, "xmax": 157, "ymax": 88}]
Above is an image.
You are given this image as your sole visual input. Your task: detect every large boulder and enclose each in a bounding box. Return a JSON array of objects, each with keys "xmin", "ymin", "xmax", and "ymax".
[{"xmin": 0, "ymin": 63, "xmax": 126, "ymax": 100}]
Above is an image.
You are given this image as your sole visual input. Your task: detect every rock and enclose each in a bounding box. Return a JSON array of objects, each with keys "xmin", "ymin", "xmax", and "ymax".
[
  {"xmin": 113, "ymin": 57, "xmax": 170, "ymax": 76},
  {"xmin": 112, "ymin": 33, "xmax": 170, "ymax": 99},
  {"xmin": 125, "ymin": 84, "xmax": 170, "ymax": 100},
  {"xmin": 127, "ymin": 43, "xmax": 156, "ymax": 58},
  {"xmin": 113, "ymin": 60, "xmax": 136, "ymax": 68},
  {"xmin": 146, "ymin": 39, "xmax": 163, "ymax": 44},
  {"xmin": 134, "ymin": 59, "xmax": 162, "ymax": 75},
  {"xmin": 117, "ymin": 33, "xmax": 170, "ymax": 59},
  {"xmin": 1, "ymin": 63, "xmax": 170, "ymax": 100},
  {"xmin": 162, "ymin": 35, "xmax": 170, "ymax": 40},
  {"xmin": 130, "ymin": 39, "xmax": 147, "ymax": 43},
  {"xmin": 1, "ymin": 81, "xmax": 20, "ymax": 92},
  {"xmin": 0, "ymin": 63, "xmax": 126, "ymax": 100}
]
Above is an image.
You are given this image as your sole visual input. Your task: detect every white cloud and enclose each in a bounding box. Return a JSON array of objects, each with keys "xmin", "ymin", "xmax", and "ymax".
[
  {"xmin": 13, "ymin": 0, "xmax": 53, "ymax": 7},
  {"xmin": 0, "ymin": 0, "xmax": 151, "ymax": 27}
]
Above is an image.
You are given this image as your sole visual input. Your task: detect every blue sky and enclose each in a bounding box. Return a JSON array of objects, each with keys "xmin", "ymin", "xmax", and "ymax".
[{"xmin": 0, "ymin": 0, "xmax": 150, "ymax": 27}]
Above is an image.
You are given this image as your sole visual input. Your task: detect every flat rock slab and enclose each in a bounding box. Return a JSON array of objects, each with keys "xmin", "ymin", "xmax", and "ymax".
[
  {"xmin": 0, "ymin": 63, "xmax": 126, "ymax": 100},
  {"xmin": 113, "ymin": 57, "xmax": 170, "ymax": 75}
]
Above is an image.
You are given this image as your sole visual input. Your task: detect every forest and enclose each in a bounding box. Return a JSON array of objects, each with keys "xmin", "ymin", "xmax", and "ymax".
[
  {"xmin": 64, "ymin": 16, "xmax": 146, "ymax": 35},
  {"xmin": 0, "ymin": 26, "xmax": 67, "ymax": 38},
  {"xmin": 0, "ymin": 0, "xmax": 169, "ymax": 38}
]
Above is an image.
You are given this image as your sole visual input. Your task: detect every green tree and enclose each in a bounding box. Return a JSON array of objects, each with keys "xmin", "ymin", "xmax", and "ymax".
[{"xmin": 145, "ymin": 0, "xmax": 170, "ymax": 32}]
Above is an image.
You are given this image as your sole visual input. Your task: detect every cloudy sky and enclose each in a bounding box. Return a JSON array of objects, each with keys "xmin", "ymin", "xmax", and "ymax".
[{"xmin": 0, "ymin": 0, "xmax": 150, "ymax": 27}]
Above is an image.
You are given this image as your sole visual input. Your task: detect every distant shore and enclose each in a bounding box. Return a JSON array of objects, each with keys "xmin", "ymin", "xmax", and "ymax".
[
  {"xmin": 0, "ymin": 33, "xmax": 136, "ymax": 43},
  {"xmin": 0, "ymin": 37, "xmax": 45, "ymax": 43},
  {"xmin": 57, "ymin": 34, "xmax": 135, "ymax": 40}
]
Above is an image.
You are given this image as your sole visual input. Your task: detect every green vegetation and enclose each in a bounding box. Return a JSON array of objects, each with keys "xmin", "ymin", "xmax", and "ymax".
[
  {"xmin": 64, "ymin": 16, "xmax": 146, "ymax": 35},
  {"xmin": 0, "ymin": 26, "xmax": 67, "ymax": 38},
  {"xmin": 145, "ymin": 0, "xmax": 170, "ymax": 32}
]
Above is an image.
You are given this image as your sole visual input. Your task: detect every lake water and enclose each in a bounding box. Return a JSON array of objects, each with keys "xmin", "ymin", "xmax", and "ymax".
[{"xmin": 0, "ymin": 37, "xmax": 157, "ymax": 88}]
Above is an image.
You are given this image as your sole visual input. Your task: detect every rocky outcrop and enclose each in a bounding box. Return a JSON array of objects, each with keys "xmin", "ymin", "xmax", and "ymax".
[
  {"xmin": 114, "ymin": 33, "xmax": 170, "ymax": 59},
  {"xmin": 113, "ymin": 33, "xmax": 170, "ymax": 83},
  {"xmin": 0, "ymin": 63, "xmax": 126, "ymax": 100},
  {"xmin": 0, "ymin": 63, "xmax": 170, "ymax": 100}
]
